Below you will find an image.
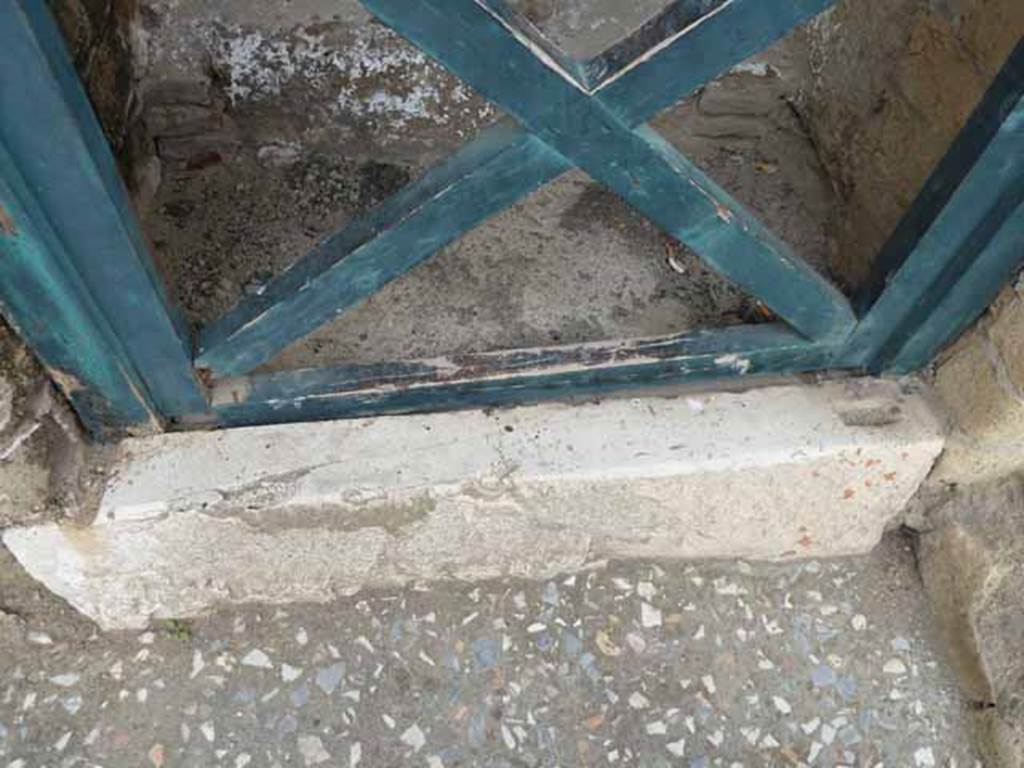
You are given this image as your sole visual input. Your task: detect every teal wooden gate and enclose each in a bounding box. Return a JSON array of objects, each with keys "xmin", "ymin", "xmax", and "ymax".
[{"xmin": 1, "ymin": 0, "xmax": 1022, "ymax": 438}]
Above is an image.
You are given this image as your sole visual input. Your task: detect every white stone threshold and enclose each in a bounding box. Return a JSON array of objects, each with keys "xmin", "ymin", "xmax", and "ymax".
[{"xmin": 4, "ymin": 379, "xmax": 943, "ymax": 630}]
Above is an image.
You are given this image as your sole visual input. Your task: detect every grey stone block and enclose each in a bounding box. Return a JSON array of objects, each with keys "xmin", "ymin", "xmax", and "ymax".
[{"xmin": 918, "ymin": 478, "xmax": 1024, "ymax": 767}]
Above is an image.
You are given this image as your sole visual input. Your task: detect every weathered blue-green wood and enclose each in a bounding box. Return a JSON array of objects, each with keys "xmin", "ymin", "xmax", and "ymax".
[
  {"xmin": 363, "ymin": 0, "xmax": 855, "ymax": 341},
  {"xmin": 887, "ymin": 199, "xmax": 1024, "ymax": 373},
  {"xmin": 197, "ymin": 122, "xmax": 571, "ymax": 376},
  {"xmin": 855, "ymin": 38, "xmax": 1024, "ymax": 314},
  {"xmin": 0, "ymin": 0, "xmax": 206, "ymax": 432},
  {"xmin": 3, "ymin": 0, "xmax": 1017, "ymax": 436},
  {"xmin": 0, "ymin": 148, "xmax": 159, "ymax": 437},
  {"xmin": 841, "ymin": 39, "xmax": 1024, "ymax": 372},
  {"xmin": 197, "ymin": 0, "xmax": 844, "ymax": 378},
  {"xmin": 210, "ymin": 325, "xmax": 836, "ymax": 427}
]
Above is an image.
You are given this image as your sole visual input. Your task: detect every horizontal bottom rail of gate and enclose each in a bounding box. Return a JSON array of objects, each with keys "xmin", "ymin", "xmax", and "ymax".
[{"xmin": 203, "ymin": 324, "xmax": 847, "ymax": 428}]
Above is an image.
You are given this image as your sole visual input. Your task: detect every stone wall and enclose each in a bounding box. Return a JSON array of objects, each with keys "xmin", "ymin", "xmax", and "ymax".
[
  {"xmin": 131, "ymin": 0, "xmax": 495, "ymax": 199},
  {"xmin": 931, "ymin": 285, "xmax": 1024, "ymax": 486},
  {"xmin": 130, "ymin": 0, "xmax": 670, "ymax": 175},
  {"xmin": 0, "ymin": 320, "xmax": 85, "ymax": 528},
  {"xmin": 44, "ymin": 0, "xmax": 155, "ymax": 206},
  {"xmin": 46, "ymin": 0, "xmax": 139, "ymax": 151},
  {"xmin": 914, "ymin": 477, "xmax": 1024, "ymax": 766}
]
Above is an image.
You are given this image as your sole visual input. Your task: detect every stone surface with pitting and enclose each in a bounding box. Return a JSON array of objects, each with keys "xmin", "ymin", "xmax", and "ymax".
[
  {"xmin": 0, "ymin": 535, "xmax": 982, "ymax": 765},
  {"xmin": 916, "ymin": 477, "xmax": 1024, "ymax": 768}
]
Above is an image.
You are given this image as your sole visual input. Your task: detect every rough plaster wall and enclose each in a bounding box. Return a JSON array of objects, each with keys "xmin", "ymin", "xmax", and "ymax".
[
  {"xmin": 803, "ymin": 0, "xmax": 1023, "ymax": 287},
  {"xmin": 136, "ymin": 0, "xmax": 496, "ymax": 167},
  {"xmin": 134, "ymin": 0, "xmax": 671, "ymax": 164}
]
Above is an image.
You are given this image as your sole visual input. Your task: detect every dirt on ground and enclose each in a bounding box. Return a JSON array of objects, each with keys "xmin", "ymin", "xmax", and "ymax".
[{"xmin": 0, "ymin": 321, "xmax": 89, "ymax": 531}]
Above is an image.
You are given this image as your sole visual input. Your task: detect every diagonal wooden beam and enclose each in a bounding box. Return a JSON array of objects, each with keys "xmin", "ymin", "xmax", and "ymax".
[
  {"xmin": 473, "ymin": 0, "xmax": 589, "ymax": 86},
  {"xmin": 581, "ymin": 0, "xmax": 733, "ymax": 88},
  {"xmin": 591, "ymin": 0, "xmax": 835, "ymax": 122},
  {"xmin": 365, "ymin": 0, "xmax": 855, "ymax": 334},
  {"xmin": 198, "ymin": 121, "xmax": 571, "ymax": 377},
  {"xmin": 886, "ymin": 199, "xmax": 1024, "ymax": 374},
  {"xmin": 197, "ymin": 0, "xmax": 842, "ymax": 377}
]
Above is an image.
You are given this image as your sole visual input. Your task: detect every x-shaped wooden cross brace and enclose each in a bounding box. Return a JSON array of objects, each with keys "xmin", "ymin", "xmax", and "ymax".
[{"xmin": 197, "ymin": 0, "xmax": 854, "ymax": 378}]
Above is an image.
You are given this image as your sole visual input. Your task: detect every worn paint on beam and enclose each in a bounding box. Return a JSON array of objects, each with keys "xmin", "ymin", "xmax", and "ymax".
[
  {"xmin": 196, "ymin": 121, "xmax": 571, "ymax": 377},
  {"xmin": 591, "ymin": 0, "xmax": 836, "ymax": 123},
  {"xmin": 0, "ymin": 0, "xmax": 207, "ymax": 435},
  {"xmin": 583, "ymin": 0, "xmax": 732, "ymax": 89},
  {"xmin": 365, "ymin": 0, "xmax": 854, "ymax": 338},
  {"xmin": 209, "ymin": 325, "xmax": 840, "ymax": 427},
  {"xmin": 0, "ymin": 148, "xmax": 160, "ymax": 437}
]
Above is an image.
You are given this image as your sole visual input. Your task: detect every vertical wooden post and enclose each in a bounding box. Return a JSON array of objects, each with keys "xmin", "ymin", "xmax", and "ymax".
[
  {"xmin": 842, "ymin": 39, "xmax": 1024, "ymax": 373},
  {"xmin": 0, "ymin": 1, "xmax": 206, "ymax": 437}
]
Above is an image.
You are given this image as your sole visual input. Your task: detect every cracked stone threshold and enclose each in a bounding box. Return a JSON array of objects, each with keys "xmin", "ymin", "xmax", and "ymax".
[{"xmin": 3, "ymin": 379, "xmax": 944, "ymax": 630}]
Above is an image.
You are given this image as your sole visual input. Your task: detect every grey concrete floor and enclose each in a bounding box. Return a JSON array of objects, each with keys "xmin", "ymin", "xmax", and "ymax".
[{"xmin": 0, "ymin": 535, "xmax": 981, "ymax": 766}]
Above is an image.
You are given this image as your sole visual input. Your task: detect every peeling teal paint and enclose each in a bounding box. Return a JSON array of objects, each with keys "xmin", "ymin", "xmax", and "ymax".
[
  {"xmin": 0, "ymin": 0, "xmax": 205, "ymax": 437},
  {"xmin": 1, "ymin": 0, "xmax": 1021, "ymax": 435},
  {"xmin": 210, "ymin": 325, "xmax": 833, "ymax": 428}
]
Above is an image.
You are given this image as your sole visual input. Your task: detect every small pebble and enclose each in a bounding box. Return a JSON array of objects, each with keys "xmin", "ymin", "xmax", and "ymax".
[
  {"xmin": 316, "ymin": 663, "xmax": 345, "ymax": 695},
  {"xmin": 884, "ymin": 659, "xmax": 908, "ymax": 675},
  {"xmin": 241, "ymin": 649, "xmax": 272, "ymax": 669},
  {"xmin": 772, "ymin": 696, "xmax": 792, "ymax": 715},
  {"xmin": 401, "ymin": 723, "xmax": 426, "ymax": 752},
  {"xmin": 666, "ymin": 738, "xmax": 686, "ymax": 757},
  {"xmin": 297, "ymin": 734, "xmax": 330, "ymax": 766},
  {"xmin": 640, "ymin": 602, "xmax": 662, "ymax": 628},
  {"xmin": 628, "ymin": 692, "xmax": 651, "ymax": 710}
]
